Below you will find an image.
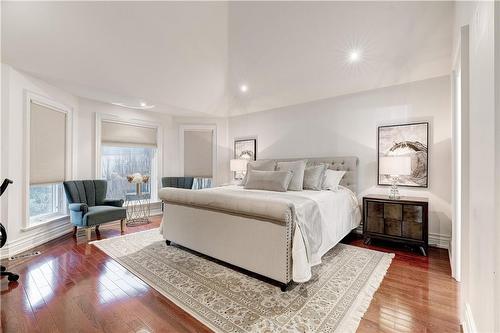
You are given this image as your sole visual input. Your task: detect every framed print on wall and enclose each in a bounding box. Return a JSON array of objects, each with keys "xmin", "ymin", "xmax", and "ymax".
[
  {"xmin": 234, "ymin": 138, "xmax": 257, "ymax": 161},
  {"xmin": 378, "ymin": 122, "xmax": 429, "ymax": 188},
  {"xmin": 233, "ymin": 138, "xmax": 256, "ymax": 180}
]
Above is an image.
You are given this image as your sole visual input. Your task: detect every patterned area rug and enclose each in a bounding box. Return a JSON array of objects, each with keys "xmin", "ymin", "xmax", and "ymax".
[{"xmin": 91, "ymin": 229, "xmax": 393, "ymax": 333}]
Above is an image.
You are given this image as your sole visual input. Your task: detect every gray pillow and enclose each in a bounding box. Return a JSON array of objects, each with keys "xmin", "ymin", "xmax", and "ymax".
[
  {"xmin": 303, "ymin": 164, "xmax": 328, "ymax": 190},
  {"xmin": 242, "ymin": 160, "xmax": 276, "ymax": 185},
  {"xmin": 244, "ymin": 170, "xmax": 293, "ymax": 192},
  {"xmin": 276, "ymin": 160, "xmax": 307, "ymax": 191}
]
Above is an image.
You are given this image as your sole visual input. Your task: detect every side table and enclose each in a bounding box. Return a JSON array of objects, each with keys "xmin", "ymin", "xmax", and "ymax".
[{"xmin": 124, "ymin": 192, "xmax": 151, "ymax": 226}]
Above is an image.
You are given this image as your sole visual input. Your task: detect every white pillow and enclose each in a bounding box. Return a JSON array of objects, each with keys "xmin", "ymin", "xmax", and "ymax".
[
  {"xmin": 244, "ymin": 170, "xmax": 293, "ymax": 192},
  {"xmin": 322, "ymin": 169, "xmax": 346, "ymax": 190},
  {"xmin": 276, "ymin": 160, "xmax": 307, "ymax": 191}
]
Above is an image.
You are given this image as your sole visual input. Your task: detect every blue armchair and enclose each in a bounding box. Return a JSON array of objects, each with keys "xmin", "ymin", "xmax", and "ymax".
[{"xmin": 63, "ymin": 180, "xmax": 127, "ymax": 240}]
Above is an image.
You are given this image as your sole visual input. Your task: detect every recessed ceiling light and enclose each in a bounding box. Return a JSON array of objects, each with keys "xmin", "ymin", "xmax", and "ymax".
[
  {"xmin": 349, "ymin": 50, "xmax": 361, "ymax": 63},
  {"xmin": 239, "ymin": 84, "xmax": 248, "ymax": 93},
  {"xmin": 111, "ymin": 102, "xmax": 155, "ymax": 110}
]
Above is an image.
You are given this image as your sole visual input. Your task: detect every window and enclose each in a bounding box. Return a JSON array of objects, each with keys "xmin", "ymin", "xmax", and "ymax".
[
  {"xmin": 101, "ymin": 146, "xmax": 157, "ymax": 201},
  {"xmin": 27, "ymin": 97, "xmax": 70, "ymax": 226},
  {"xmin": 182, "ymin": 126, "xmax": 215, "ymax": 189},
  {"xmin": 98, "ymin": 119, "xmax": 159, "ymax": 202},
  {"xmin": 29, "ymin": 183, "xmax": 65, "ymax": 224}
]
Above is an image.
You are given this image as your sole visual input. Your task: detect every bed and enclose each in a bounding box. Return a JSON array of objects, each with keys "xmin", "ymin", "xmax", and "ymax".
[{"xmin": 159, "ymin": 157, "xmax": 361, "ymax": 291}]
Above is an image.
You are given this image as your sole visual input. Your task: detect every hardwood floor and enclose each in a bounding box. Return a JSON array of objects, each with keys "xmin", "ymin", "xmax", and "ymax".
[{"xmin": 1, "ymin": 216, "xmax": 460, "ymax": 333}]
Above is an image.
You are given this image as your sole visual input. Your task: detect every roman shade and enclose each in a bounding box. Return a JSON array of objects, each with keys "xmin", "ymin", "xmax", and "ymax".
[
  {"xmin": 30, "ymin": 101, "xmax": 67, "ymax": 185},
  {"xmin": 183, "ymin": 130, "xmax": 213, "ymax": 178},
  {"xmin": 101, "ymin": 121, "xmax": 157, "ymax": 147}
]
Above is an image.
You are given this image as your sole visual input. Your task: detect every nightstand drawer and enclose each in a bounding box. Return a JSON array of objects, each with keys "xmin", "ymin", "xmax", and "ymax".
[
  {"xmin": 367, "ymin": 202, "xmax": 384, "ymax": 218},
  {"xmin": 384, "ymin": 218, "xmax": 401, "ymax": 237},
  {"xmin": 384, "ymin": 203, "xmax": 402, "ymax": 220},
  {"xmin": 366, "ymin": 217, "xmax": 384, "ymax": 234},
  {"xmin": 403, "ymin": 205, "xmax": 423, "ymax": 222},
  {"xmin": 402, "ymin": 221, "xmax": 423, "ymax": 240}
]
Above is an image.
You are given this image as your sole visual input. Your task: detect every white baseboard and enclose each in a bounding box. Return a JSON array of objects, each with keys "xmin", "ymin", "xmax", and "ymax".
[
  {"xmin": 1, "ymin": 220, "xmax": 73, "ymax": 259},
  {"xmin": 428, "ymin": 232, "xmax": 451, "ymax": 249},
  {"xmin": 463, "ymin": 303, "xmax": 477, "ymax": 333}
]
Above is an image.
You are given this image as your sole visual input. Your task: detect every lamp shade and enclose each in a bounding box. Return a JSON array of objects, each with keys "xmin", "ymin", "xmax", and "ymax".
[
  {"xmin": 379, "ymin": 156, "xmax": 412, "ymax": 176},
  {"xmin": 230, "ymin": 159, "xmax": 248, "ymax": 172}
]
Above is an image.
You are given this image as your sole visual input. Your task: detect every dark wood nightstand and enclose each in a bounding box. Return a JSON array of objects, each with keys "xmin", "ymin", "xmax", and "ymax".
[{"xmin": 363, "ymin": 194, "xmax": 428, "ymax": 256}]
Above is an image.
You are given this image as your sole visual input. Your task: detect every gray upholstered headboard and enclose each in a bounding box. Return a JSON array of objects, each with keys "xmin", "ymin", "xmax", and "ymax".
[{"xmin": 261, "ymin": 156, "xmax": 359, "ymax": 194}]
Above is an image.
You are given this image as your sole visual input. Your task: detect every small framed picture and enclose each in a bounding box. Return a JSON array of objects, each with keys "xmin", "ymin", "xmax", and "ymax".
[
  {"xmin": 234, "ymin": 138, "xmax": 257, "ymax": 161},
  {"xmin": 378, "ymin": 122, "xmax": 429, "ymax": 188}
]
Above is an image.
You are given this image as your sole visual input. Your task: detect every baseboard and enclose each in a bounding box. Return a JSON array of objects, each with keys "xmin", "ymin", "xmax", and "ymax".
[
  {"xmin": 1, "ymin": 220, "xmax": 73, "ymax": 259},
  {"xmin": 428, "ymin": 232, "xmax": 451, "ymax": 249},
  {"xmin": 462, "ymin": 303, "xmax": 477, "ymax": 333}
]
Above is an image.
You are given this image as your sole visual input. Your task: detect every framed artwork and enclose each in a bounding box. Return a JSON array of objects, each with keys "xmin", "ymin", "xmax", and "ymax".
[
  {"xmin": 234, "ymin": 138, "xmax": 257, "ymax": 161},
  {"xmin": 377, "ymin": 122, "xmax": 429, "ymax": 188},
  {"xmin": 233, "ymin": 138, "xmax": 256, "ymax": 180}
]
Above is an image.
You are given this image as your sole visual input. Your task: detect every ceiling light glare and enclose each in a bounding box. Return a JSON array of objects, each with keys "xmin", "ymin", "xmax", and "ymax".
[
  {"xmin": 240, "ymin": 84, "xmax": 248, "ymax": 93},
  {"xmin": 349, "ymin": 50, "xmax": 361, "ymax": 63}
]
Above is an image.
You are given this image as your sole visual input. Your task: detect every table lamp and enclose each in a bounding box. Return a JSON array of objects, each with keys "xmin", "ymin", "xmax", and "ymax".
[
  {"xmin": 230, "ymin": 159, "xmax": 248, "ymax": 180},
  {"xmin": 379, "ymin": 155, "xmax": 412, "ymax": 199}
]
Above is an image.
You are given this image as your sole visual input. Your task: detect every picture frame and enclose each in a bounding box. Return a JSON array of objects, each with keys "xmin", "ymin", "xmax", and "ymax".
[
  {"xmin": 234, "ymin": 138, "xmax": 257, "ymax": 161},
  {"xmin": 377, "ymin": 122, "xmax": 429, "ymax": 188}
]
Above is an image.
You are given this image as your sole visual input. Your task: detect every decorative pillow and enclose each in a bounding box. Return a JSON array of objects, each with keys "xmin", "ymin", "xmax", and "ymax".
[
  {"xmin": 276, "ymin": 160, "xmax": 307, "ymax": 191},
  {"xmin": 242, "ymin": 160, "xmax": 276, "ymax": 185},
  {"xmin": 303, "ymin": 164, "xmax": 328, "ymax": 190},
  {"xmin": 322, "ymin": 169, "xmax": 346, "ymax": 190},
  {"xmin": 244, "ymin": 170, "xmax": 293, "ymax": 192}
]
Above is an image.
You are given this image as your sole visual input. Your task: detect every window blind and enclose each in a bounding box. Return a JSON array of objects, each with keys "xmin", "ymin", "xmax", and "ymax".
[
  {"xmin": 183, "ymin": 130, "xmax": 213, "ymax": 178},
  {"xmin": 101, "ymin": 121, "xmax": 157, "ymax": 147},
  {"xmin": 30, "ymin": 101, "xmax": 67, "ymax": 185}
]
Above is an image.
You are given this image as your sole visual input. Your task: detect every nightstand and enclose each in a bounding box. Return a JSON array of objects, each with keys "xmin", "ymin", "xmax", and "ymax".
[{"xmin": 363, "ymin": 195, "xmax": 428, "ymax": 256}]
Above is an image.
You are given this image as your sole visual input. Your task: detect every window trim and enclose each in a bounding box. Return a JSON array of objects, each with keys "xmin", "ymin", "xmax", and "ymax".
[
  {"xmin": 24, "ymin": 91, "xmax": 73, "ymax": 228},
  {"xmin": 95, "ymin": 113, "xmax": 162, "ymax": 202}
]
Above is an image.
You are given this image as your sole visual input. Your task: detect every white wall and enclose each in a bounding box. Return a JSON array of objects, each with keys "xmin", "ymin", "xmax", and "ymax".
[
  {"xmin": 453, "ymin": 2, "xmax": 499, "ymax": 332},
  {"xmin": 1, "ymin": 64, "xmax": 79, "ymax": 256},
  {"xmin": 228, "ymin": 75, "xmax": 452, "ymax": 246}
]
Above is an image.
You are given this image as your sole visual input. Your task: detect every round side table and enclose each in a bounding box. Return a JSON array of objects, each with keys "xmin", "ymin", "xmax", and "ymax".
[{"xmin": 124, "ymin": 192, "xmax": 151, "ymax": 226}]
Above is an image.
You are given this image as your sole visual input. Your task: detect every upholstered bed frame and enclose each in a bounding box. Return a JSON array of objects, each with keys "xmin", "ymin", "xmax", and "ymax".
[{"xmin": 162, "ymin": 156, "xmax": 358, "ymax": 291}]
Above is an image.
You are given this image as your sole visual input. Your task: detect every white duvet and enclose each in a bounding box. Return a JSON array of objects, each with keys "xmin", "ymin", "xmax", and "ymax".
[{"xmin": 205, "ymin": 185, "xmax": 361, "ymax": 282}]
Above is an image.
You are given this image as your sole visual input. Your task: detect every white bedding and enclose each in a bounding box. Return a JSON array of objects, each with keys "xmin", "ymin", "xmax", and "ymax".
[{"xmin": 184, "ymin": 185, "xmax": 362, "ymax": 282}]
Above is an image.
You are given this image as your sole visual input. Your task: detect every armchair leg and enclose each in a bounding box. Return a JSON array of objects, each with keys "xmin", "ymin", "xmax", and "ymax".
[
  {"xmin": 120, "ymin": 219, "xmax": 126, "ymax": 233},
  {"xmin": 86, "ymin": 228, "xmax": 92, "ymax": 241},
  {"xmin": 72, "ymin": 226, "xmax": 77, "ymax": 237}
]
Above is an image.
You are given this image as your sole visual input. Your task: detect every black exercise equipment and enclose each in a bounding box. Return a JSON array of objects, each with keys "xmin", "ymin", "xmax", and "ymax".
[{"xmin": 0, "ymin": 179, "xmax": 19, "ymax": 282}]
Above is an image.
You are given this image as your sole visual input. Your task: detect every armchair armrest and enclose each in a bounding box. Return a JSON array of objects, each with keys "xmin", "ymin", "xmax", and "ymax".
[
  {"xmin": 102, "ymin": 199, "xmax": 124, "ymax": 207},
  {"xmin": 68, "ymin": 203, "xmax": 88, "ymax": 214}
]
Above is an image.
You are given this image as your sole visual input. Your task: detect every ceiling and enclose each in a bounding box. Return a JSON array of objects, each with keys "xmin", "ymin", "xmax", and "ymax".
[{"xmin": 2, "ymin": 1, "xmax": 453, "ymax": 117}]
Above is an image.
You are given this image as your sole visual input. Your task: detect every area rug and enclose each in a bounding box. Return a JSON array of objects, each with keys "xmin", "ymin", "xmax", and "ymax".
[{"xmin": 91, "ymin": 229, "xmax": 394, "ymax": 333}]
